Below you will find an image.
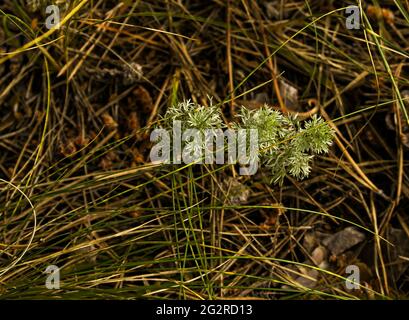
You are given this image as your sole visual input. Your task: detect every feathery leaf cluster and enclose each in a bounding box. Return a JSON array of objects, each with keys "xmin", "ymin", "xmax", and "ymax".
[
  {"xmin": 162, "ymin": 99, "xmax": 224, "ymax": 132},
  {"xmin": 160, "ymin": 100, "xmax": 334, "ymax": 183},
  {"xmin": 237, "ymin": 106, "xmax": 334, "ymax": 183}
]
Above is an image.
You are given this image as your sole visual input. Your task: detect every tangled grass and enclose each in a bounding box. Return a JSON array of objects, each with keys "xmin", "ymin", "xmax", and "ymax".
[{"xmin": 0, "ymin": 0, "xmax": 409, "ymax": 299}]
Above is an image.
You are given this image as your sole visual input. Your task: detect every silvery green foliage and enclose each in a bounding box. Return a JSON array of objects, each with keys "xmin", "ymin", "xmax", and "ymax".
[
  {"xmin": 237, "ymin": 106, "xmax": 334, "ymax": 184},
  {"xmin": 161, "ymin": 99, "xmax": 224, "ymax": 156},
  {"xmin": 163, "ymin": 99, "xmax": 224, "ymax": 132},
  {"xmin": 161, "ymin": 100, "xmax": 334, "ymax": 183}
]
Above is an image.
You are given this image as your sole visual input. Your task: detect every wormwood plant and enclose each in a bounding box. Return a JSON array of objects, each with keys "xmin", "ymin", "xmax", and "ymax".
[
  {"xmin": 237, "ymin": 106, "xmax": 334, "ymax": 183},
  {"xmin": 163, "ymin": 99, "xmax": 224, "ymax": 132},
  {"xmin": 159, "ymin": 99, "xmax": 334, "ymax": 184}
]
